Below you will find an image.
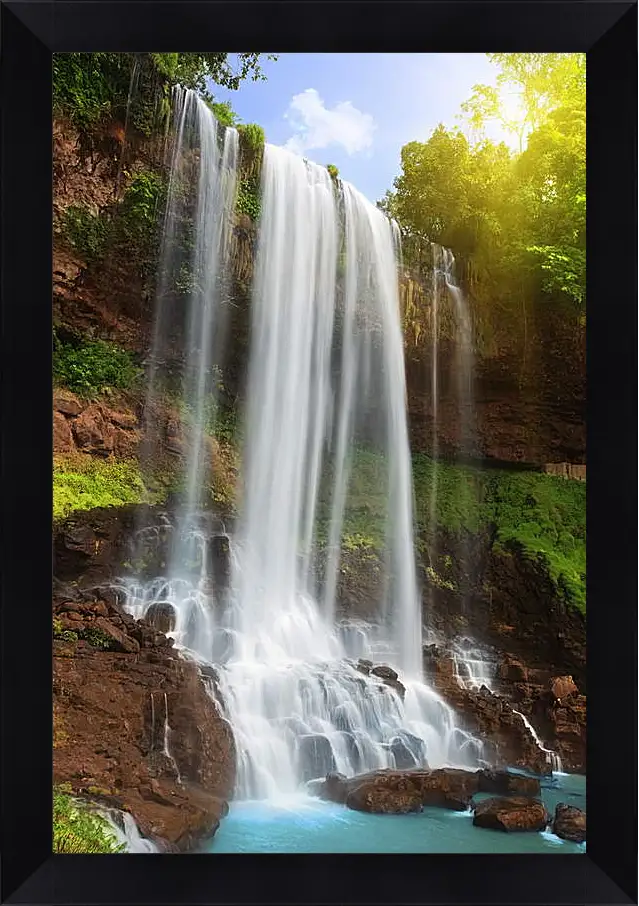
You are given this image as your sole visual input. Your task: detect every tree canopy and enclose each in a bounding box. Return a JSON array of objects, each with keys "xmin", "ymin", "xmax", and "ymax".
[{"xmin": 381, "ymin": 53, "xmax": 586, "ymax": 309}]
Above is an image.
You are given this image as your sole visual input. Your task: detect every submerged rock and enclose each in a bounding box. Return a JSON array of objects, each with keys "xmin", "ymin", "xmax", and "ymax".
[
  {"xmin": 552, "ymin": 803, "xmax": 586, "ymax": 843},
  {"xmin": 472, "ymin": 796, "xmax": 548, "ymax": 833}
]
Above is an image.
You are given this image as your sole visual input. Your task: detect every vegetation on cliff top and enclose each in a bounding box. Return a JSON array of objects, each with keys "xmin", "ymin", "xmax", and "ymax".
[
  {"xmin": 381, "ymin": 53, "xmax": 586, "ymax": 350},
  {"xmin": 53, "ymin": 52, "xmax": 277, "ymax": 135},
  {"xmin": 54, "ymin": 788, "xmax": 125, "ymax": 853}
]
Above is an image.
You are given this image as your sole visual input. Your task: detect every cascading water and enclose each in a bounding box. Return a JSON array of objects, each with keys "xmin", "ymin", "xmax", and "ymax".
[
  {"xmin": 123, "ymin": 97, "xmax": 483, "ymax": 804},
  {"xmin": 431, "ymin": 244, "xmax": 477, "ymax": 607}
]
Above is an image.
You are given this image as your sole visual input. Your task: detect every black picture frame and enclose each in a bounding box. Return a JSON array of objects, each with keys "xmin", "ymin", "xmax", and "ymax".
[{"xmin": 1, "ymin": 2, "xmax": 636, "ymax": 903}]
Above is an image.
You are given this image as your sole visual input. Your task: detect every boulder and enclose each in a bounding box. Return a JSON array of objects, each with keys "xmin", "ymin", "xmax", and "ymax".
[
  {"xmin": 472, "ymin": 796, "xmax": 549, "ymax": 832},
  {"xmin": 296, "ymin": 734, "xmax": 337, "ymax": 783},
  {"xmin": 552, "ymin": 803, "xmax": 586, "ymax": 843},
  {"xmin": 478, "ymin": 769, "xmax": 541, "ymax": 798},
  {"xmin": 371, "ymin": 664, "xmax": 398, "ymax": 682},
  {"xmin": 93, "ymin": 616, "xmax": 140, "ymax": 654},
  {"xmin": 145, "ymin": 602, "xmax": 176, "ymax": 635},
  {"xmin": 346, "ymin": 785, "xmax": 423, "ymax": 814},
  {"xmin": 53, "ymin": 389, "xmax": 84, "ymax": 417}
]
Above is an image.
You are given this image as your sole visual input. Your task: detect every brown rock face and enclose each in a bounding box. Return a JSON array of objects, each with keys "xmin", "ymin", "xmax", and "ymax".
[
  {"xmin": 472, "ymin": 796, "xmax": 549, "ymax": 833},
  {"xmin": 346, "ymin": 785, "xmax": 423, "ymax": 814},
  {"xmin": 552, "ymin": 803, "xmax": 586, "ymax": 843},
  {"xmin": 54, "ymin": 411, "xmax": 76, "ymax": 452},
  {"xmin": 550, "ymin": 675, "xmax": 578, "ymax": 701},
  {"xmin": 53, "ymin": 593, "xmax": 236, "ymax": 852}
]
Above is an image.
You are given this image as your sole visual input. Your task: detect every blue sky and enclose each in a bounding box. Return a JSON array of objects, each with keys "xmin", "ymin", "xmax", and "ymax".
[{"xmin": 211, "ymin": 54, "xmax": 514, "ymax": 203}]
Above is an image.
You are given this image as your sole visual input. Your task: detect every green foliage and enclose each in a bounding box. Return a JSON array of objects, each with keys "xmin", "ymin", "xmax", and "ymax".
[
  {"xmin": 53, "ymin": 790, "xmax": 125, "ymax": 854},
  {"xmin": 203, "ymin": 99, "xmax": 239, "ymax": 127},
  {"xmin": 82, "ymin": 626, "xmax": 114, "ymax": 650},
  {"xmin": 59, "ymin": 205, "xmax": 110, "ymax": 261},
  {"xmin": 383, "ymin": 53, "xmax": 586, "ymax": 314},
  {"xmin": 53, "ymin": 53, "xmax": 132, "ymax": 130},
  {"xmin": 326, "ymin": 164, "xmax": 339, "ymax": 181},
  {"xmin": 236, "ymin": 177, "xmax": 261, "ymax": 221},
  {"xmin": 488, "ymin": 470, "xmax": 586, "ymax": 613},
  {"xmin": 316, "ymin": 448, "xmax": 585, "ymax": 613},
  {"xmin": 53, "ymin": 336, "xmax": 141, "ymax": 398},
  {"xmin": 53, "ymin": 457, "xmax": 148, "ymax": 520},
  {"xmin": 238, "ymin": 123, "xmax": 265, "ymax": 160}
]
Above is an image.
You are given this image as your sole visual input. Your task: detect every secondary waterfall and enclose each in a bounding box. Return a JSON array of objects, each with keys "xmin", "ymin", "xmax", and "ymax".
[{"xmin": 124, "ymin": 97, "xmax": 483, "ymax": 801}]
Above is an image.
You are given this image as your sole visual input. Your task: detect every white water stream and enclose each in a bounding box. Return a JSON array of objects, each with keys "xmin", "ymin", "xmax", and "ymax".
[{"xmin": 124, "ymin": 99, "xmax": 485, "ymax": 801}]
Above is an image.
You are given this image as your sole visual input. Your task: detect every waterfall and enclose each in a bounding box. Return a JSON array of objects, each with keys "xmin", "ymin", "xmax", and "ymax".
[
  {"xmin": 512, "ymin": 710, "xmax": 564, "ymax": 773},
  {"xmin": 124, "ymin": 101, "xmax": 483, "ymax": 802},
  {"xmin": 431, "ymin": 244, "xmax": 477, "ymax": 606}
]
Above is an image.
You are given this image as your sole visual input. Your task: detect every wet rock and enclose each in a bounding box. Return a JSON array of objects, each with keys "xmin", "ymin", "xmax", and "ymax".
[
  {"xmin": 552, "ymin": 803, "xmax": 586, "ymax": 843},
  {"xmin": 478, "ymin": 769, "xmax": 541, "ymax": 797},
  {"xmin": 145, "ymin": 602, "xmax": 176, "ymax": 635},
  {"xmin": 384, "ymin": 678, "xmax": 406, "ymax": 700},
  {"xmin": 356, "ymin": 658, "xmax": 372, "ymax": 675},
  {"xmin": 347, "ymin": 785, "xmax": 423, "ymax": 814},
  {"xmin": 208, "ymin": 535, "xmax": 231, "ymax": 590},
  {"xmin": 371, "ymin": 664, "xmax": 398, "ymax": 682},
  {"xmin": 389, "ymin": 736, "xmax": 417, "ymax": 769},
  {"xmin": 420, "ymin": 768, "xmax": 480, "ymax": 810},
  {"xmin": 297, "ymin": 734, "xmax": 337, "ymax": 783},
  {"xmin": 472, "ymin": 796, "xmax": 549, "ymax": 832}
]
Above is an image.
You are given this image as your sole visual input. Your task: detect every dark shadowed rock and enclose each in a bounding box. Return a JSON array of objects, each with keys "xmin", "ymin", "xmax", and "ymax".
[
  {"xmin": 552, "ymin": 803, "xmax": 586, "ymax": 843},
  {"xmin": 145, "ymin": 602, "xmax": 176, "ymax": 635},
  {"xmin": 297, "ymin": 734, "xmax": 337, "ymax": 782},
  {"xmin": 371, "ymin": 664, "xmax": 398, "ymax": 682},
  {"xmin": 478, "ymin": 768, "xmax": 541, "ymax": 797},
  {"xmin": 472, "ymin": 796, "xmax": 548, "ymax": 832}
]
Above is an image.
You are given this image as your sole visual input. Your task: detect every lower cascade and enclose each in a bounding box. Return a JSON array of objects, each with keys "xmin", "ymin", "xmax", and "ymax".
[{"xmin": 122, "ymin": 126, "xmax": 483, "ymax": 801}]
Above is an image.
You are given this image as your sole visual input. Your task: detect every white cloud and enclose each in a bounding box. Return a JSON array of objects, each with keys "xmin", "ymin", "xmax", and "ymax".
[{"xmin": 284, "ymin": 88, "xmax": 376, "ymax": 157}]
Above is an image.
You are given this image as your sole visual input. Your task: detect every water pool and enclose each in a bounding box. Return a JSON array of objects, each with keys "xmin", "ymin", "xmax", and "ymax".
[{"xmin": 207, "ymin": 772, "xmax": 585, "ymax": 854}]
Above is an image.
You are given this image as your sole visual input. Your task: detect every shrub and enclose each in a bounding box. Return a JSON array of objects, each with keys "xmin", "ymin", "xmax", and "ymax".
[
  {"xmin": 53, "ymin": 790, "xmax": 125, "ymax": 854},
  {"xmin": 59, "ymin": 205, "xmax": 110, "ymax": 261},
  {"xmin": 53, "ymin": 336, "xmax": 141, "ymax": 398},
  {"xmin": 53, "ymin": 457, "xmax": 147, "ymax": 520},
  {"xmin": 236, "ymin": 177, "xmax": 261, "ymax": 221},
  {"xmin": 237, "ymin": 122, "xmax": 265, "ymax": 157},
  {"xmin": 327, "ymin": 163, "xmax": 339, "ymax": 181},
  {"xmin": 53, "ymin": 53, "xmax": 132, "ymax": 131}
]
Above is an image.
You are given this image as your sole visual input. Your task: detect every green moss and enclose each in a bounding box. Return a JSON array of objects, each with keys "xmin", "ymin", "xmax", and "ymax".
[
  {"xmin": 53, "ymin": 789, "xmax": 125, "ymax": 854},
  {"xmin": 53, "ymin": 335, "xmax": 141, "ymax": 398},
  {"xmin": 316, "ymin": 449, "xmax": 585, "ymax": 614},
  {"xmin": 489, "ymin": 470, "xmax": 586, "ymax": 613},
  {"xmin": 53, "ymin": 457, "xmax": 149, "ymax": 520}
]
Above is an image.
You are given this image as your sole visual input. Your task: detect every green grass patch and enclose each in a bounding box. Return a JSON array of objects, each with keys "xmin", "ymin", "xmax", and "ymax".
[
  {"xmin": 53, "ymin": 788, "xmax": 125, "ymax": 853},
  {"xmin": 53, "ymin": 457, "xmax": 149, "ymax": 520}
]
